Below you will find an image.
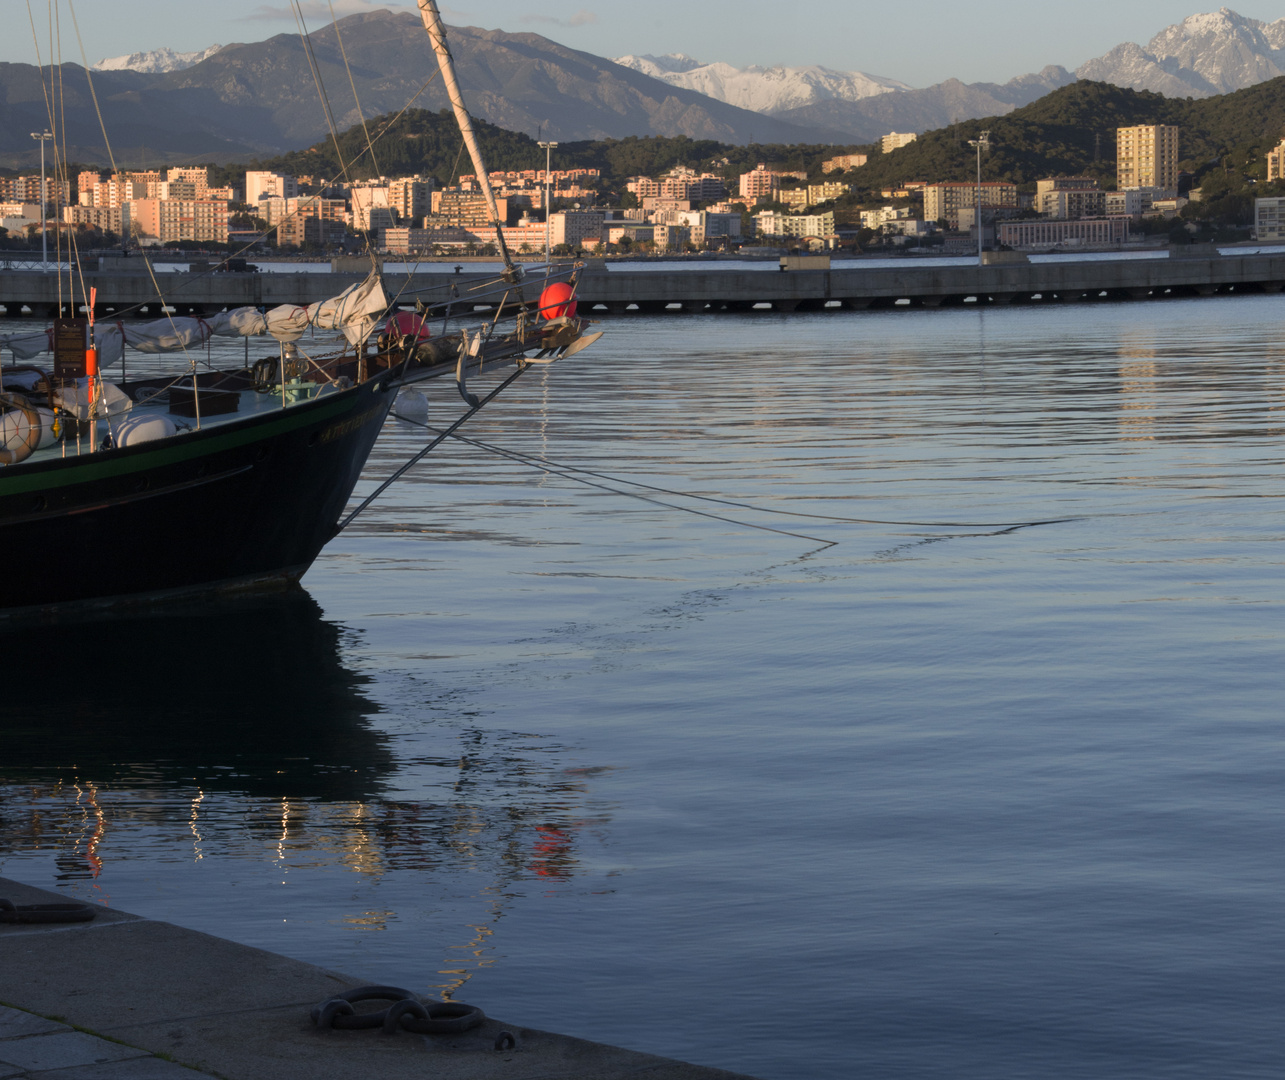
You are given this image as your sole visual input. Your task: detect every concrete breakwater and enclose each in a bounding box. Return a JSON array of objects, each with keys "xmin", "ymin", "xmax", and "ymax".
[{"xmin": 2, "ymin": 252, "xmax": 1285, "ymax": 319}]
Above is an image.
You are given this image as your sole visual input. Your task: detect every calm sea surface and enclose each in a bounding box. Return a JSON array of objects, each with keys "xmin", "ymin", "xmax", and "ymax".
[{"xmin": 3, "ymin": 296, "xmax": 1285, "ymax": 1079}]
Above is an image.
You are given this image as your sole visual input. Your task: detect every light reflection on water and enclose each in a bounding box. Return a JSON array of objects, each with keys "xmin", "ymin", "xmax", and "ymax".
[{"xmin": 4, "ymin": 296, "xmax": 1285, "ymax": 1079}]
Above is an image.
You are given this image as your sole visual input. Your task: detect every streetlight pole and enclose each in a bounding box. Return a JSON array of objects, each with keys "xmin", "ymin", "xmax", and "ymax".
[
  {"xmin": 29, "ymin": 130, "xmax": 54, "ymax": 269},
  {"xmin": 967, "ymin": 130, "xmax": 990, "ymax": 267},
  {"xmin": 538, "ymin": 140, "xmax": 558, "ymax": 263}
]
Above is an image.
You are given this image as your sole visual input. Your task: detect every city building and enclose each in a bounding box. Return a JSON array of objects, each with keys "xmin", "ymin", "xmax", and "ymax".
[
  {"xmin": 159, "ymin": 199, "xmax": 228, "ymax": 244},
  {"xmin": 1105, "ymin": 189, "xmax": 1147, "ymax": 217},
  {"xmin": 859, "ymin": 206, "xmax": 913, "ymax": 230},
  {"xmin": 1254, "ymin": 196, "xmax": 1285, "ymax": 240},
  {"xmin": 881, "ymin": 132, "xmax": 917, "ymax": 154},
  {"xmin": 822, "ymin": 153, "xmax": 868, "ymax": 173},
  {"xmin": 350, "ymin": 185, "xmax": 394, "ymax": 231},
  {"xmin": 380, "ymin": 224, "xmax": 474, "ymax": 253},
  {"xmin": 652, "ymin": 223, "xmax": 692, "ymax": 251},
  {"xmin": 739, "ymin": 164, "xmax": 780, "ymax": 201},
  {"xmin": 808, "ymin": 182, "xmax": 850, "ymax": 205},
  {"xmin": 1036, "ymin": 177, "xmax": 1106, "ymax": 219},
  {"xmin": 166, "ymin": 167, "xmax": 210, "ymax": 197},
  {"xmin": 389, "ymin": 176, "xmax": 432, "ymax": 223},
  {"xmin": 923, "ymin": 181, "xmax": 1018, "ymax": 228},
  {"xmin": 0, "ymin": 203, "xmax": 44, "ymax": 233},
  {"xmin": 245, "ymin": 171, "xmax": 299, "ymax": 205},
  {"xmin": 4, "ymin": 176, "xmax": 70, "ymax": 208},
  {"xmin": 605, "ymin": 221, "xmax": 655, "ymax": 246},
  {"xmin": 549, "ymin": 209, "xmax": 606, "ymax": 249},
  {"xmin": 277, "ymin": 197, "xmax": 346, "ymax": 247},
  {"xmin": 753, "ymin": 210, "xmax": 836, "ymax": 241},
  {"xmin": 63, "ymin": 204, "xmax": 130, "ymax": 235},
  {"xmin": 431, "ymin": 189, "xmax": 517, "ymax": 228},
  {"xmin": 997, "ymin": 217, "xmax": 1130, "ymax": 248},
  {"xmin": 1267, "ymin": 140, "xmax": 1285, "ymax": 183},
  {"xmin": 1117, "ymin": 125, "xmax": 1179, "ymax": 191}
]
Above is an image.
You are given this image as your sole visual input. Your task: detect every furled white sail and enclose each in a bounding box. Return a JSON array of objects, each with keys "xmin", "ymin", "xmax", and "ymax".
[{"xmin": 0, "ymin": 271, "xmax": 389, "ymax": 367}]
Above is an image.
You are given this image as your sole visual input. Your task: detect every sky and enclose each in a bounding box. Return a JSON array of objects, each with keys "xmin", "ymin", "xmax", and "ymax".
[{"xmin": 9, "ymin": 1, "xmax": 1285, "ymax": 86}]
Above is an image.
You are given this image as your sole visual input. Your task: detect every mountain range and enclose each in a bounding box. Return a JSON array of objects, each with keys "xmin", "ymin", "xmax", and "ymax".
[
  {"xmin": 615, "ymin": 8, "xmax": 1285, "ymax": 141},
  {"xmin": 0, "ymin": 10, "xmax": 829, "ymax": 170},
  {"xmin": 4, "ymin": 7, "xmax": 1285, "ymax": 169},
  {"xmin": 95, "ymin": 45, "xmax": 224, "ymax": 75}
]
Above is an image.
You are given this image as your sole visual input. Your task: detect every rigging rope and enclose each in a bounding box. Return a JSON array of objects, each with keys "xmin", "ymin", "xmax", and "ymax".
[{"xmin": 67, "ymin": 0, "xmax": 201, "ymax": 372}]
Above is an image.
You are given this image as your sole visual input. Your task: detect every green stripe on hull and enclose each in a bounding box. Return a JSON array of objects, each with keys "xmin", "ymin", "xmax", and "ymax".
[{"xmin": 0, "ymin": 395, "xmax": 357, "ymax": 497}]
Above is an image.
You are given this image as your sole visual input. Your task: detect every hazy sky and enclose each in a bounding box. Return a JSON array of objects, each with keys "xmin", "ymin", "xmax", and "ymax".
[{"xmin": 11, "ymin": 1, "xmax": 1285, "ymax": 86}]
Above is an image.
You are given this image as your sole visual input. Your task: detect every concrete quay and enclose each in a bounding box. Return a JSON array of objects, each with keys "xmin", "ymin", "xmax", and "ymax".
[
  {"xmin": 2, "ymin": 251, "xmax": 1285, "ymax": 320},
  {"xmin": 0, "ymin": 876, "xmax": 758, "ymax": 1080}
]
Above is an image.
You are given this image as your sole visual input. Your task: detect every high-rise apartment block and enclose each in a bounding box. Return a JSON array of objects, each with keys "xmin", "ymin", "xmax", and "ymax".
[{"xmin": 1116, "ymin": 125, "xmax": 1179, "ymax": 191}]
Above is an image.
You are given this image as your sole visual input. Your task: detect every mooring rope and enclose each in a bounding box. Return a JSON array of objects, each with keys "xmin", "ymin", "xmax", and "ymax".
[{"xmin": 389, "ymin": 410, "xmax": 1077, "ymax": 533}]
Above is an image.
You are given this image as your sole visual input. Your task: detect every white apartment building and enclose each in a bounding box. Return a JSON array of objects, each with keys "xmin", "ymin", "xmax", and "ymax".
[
  {"xmin": 549, "ymin": 209, "xmax": 606, "ymax": 248},
  {"xmin": 860, "ymin": 206, "xmax": 912, "ymax": 229},
  {"xmin": 1254, "ymin": 196, "xmax": 1285, "ymax": 240},
  {"xmin": 351, "ymin": 186, "xmax": 395, "ymax": 231},
  {"xmin": 754, "ymin": 210, "xmax": 836, "ymax": 239},
  {"xmin": 245, "ymin": 171, "xmax": 298, "ymax": 205},
  {"xmin": 881, "ymin": 132, "xmax": 917, "ymax": 154}
]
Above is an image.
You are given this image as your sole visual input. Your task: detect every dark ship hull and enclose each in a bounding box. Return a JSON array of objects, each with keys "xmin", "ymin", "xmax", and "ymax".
[{"xmin": 0, "ymin": 375, "xmax": 396, "ymax": 616}]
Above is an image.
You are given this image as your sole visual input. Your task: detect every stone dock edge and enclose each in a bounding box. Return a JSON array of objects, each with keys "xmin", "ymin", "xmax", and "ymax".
[{"xmin": 0, "ymin": 876, "xmax": 760, "ymax": 1080}]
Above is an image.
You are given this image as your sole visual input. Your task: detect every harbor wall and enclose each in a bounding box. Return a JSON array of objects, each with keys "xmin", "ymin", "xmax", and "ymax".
[{"xmin": 2, "ymin": 253, "xmax": 1284, "ymax": 318}]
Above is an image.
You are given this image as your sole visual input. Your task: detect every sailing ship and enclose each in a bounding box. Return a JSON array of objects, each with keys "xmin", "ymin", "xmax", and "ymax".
[{"xmin": 0, "ymin": 1, "xmax": 601, "ymax": 617}]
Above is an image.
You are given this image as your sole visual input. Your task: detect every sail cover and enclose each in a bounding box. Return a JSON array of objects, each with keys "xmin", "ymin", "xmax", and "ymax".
[{"xmin": 0, "ymin": 271, "xmax": 389, "ymax": 367}]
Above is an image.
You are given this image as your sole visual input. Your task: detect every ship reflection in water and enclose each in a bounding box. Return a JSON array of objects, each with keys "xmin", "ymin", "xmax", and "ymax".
[{"xmin": 0, "ymin": 595, "xmax": 611, "ymax": 999}]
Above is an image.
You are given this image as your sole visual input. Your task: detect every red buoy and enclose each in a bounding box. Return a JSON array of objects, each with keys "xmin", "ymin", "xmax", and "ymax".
[
  {"xmin": 384, "ymin": 311, "xmax": 431, "ymax": 341},
  {"xmin": 538, "ymin": 282, "xmax": 577, "ymax": 321}
]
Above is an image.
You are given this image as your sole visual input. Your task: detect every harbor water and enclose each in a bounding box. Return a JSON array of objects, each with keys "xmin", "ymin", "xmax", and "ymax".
[{"xmin": 2, "ymin": 295, "xmax": 1285, "ymax": 1078}]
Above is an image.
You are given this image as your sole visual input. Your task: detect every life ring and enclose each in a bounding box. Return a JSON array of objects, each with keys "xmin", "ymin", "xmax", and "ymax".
[{"xmin": 0, "ymin": 392, "xmax": 42, "ymax": 466}]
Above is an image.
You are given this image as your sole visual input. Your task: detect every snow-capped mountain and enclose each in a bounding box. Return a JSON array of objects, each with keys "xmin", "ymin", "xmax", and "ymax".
[
  {"xmin": 94, "ymin": 44, "xmax": 223, "ymax": 74},
  {"xmin": 1076, "ymin": 7, "xmax": 1285, "ymax": 97},
  {"xmin": 613, "ymin": 53, "xmax": 910, "ymax": 115}
]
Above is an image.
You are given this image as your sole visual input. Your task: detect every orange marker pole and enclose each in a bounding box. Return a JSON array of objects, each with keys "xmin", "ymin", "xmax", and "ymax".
[{"xmin": 87, "ymin": 288, "xmax": 99, "ymax": 451}]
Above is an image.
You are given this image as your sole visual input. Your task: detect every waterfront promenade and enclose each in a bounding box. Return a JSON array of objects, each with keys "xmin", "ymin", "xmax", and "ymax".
[
  {"xmin": 0, "ymin": 876, "xmax": 755, "ymax": 1080},
  {"xmin": 2, "ymin": 251, "xmax": 1284, "ymax": 319}
]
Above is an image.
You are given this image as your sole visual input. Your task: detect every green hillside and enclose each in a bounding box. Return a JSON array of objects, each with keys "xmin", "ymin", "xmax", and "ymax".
[{"xmin": 855, "ymin": 79, "xmax": 1282, "ymax": 187}]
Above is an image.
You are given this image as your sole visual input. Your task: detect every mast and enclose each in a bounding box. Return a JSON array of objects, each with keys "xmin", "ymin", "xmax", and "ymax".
[{"xmin": 416, "ymin": 0, "xmax": 517, "ymax": 275}]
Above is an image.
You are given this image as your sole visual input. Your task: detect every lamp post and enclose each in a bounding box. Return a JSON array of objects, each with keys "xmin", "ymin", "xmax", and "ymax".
[
  {"xmin": 967, "ymin": 130, "xmax": 990, "ymax": 266},
  {"xmin": 538, "ymin": 140, "xmax": 558, "ymax": 263},
  {"xmin": 29, "ymin": 130, "xmax": 54, "ymax": 269}
]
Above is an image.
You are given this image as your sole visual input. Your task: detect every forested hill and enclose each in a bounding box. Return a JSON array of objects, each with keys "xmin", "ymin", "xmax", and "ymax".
[
  {"xmin": 852, "ymin": 78, "xmax": 1285, "ymax": 190},
  {"xmin": 214, "ymin": 76, "xmax": 1285, "ymax": 198},
  {"xmin": 214, "ymin": 107, "xmax": 865, "ymax": 196}
]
